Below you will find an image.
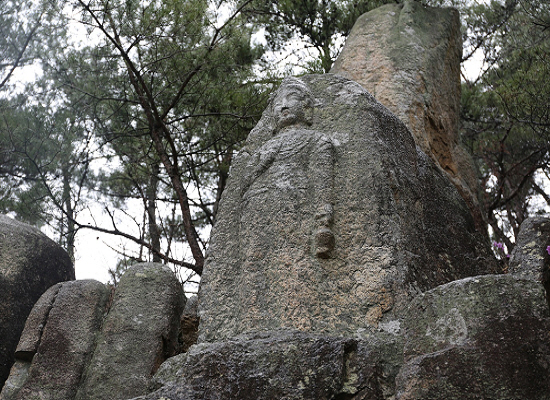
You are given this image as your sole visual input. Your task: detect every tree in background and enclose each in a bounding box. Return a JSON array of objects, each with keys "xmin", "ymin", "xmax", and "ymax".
[
  {"xmin": 0, "ymin": 98, "xmax": 96, "ymax": 262},
  {"xmin": 64, "ymin": 0, "xmax": 269, "ymax": 275},
  {"xmin": 1, "ymin": 0, "xmax": 548, "ymax": 279},
  {"xmin": 242, "ymin": 0, "xmax": 397, "ymax": 73},
  {"xmin": 0, "ymin": 0, "xmax": 63, "ymax": 90},
  {"xmin": 448, "ymin": 0, "xmax": 550, "ymax": 251},
  {"xmin": 0, "ymin": 0, "xmax": 87, "ymax": 261},
  {"xmin": 1, "ymin": 0, "xmax": 270, "ymax": 282}
]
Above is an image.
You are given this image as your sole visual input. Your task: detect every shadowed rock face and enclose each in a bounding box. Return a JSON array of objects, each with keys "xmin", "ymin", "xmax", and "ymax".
[
  {"xmin": 331, "ymin": 1, "xmax": 485, "ymax": 234},
  {"xmin": 179, "ymin": 296, "xmax": 199, "ymax": 354},
  {"xmin": 0, "ymin": 215, "xmax": 74, "ymax": 388},
  {"xmin": 1, "ymin": 280, "xmax": 110, "ymax": 400},
  {"xmin": 198, "ymin": 74, "xmax": 496, "ymax": 343}
]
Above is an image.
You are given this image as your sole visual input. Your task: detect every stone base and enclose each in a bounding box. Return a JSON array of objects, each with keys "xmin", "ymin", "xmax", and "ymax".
[
  {"xmin": 134, "ymin": 275, "xmax": 550, "ymax": 400},
  {"xmin": 133, "ymin": 330, "xmax": 404, "ymax": 400}
]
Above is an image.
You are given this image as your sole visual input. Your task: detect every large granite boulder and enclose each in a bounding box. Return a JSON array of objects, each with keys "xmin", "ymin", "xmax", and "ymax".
[
  {"xmin": 1, "ymin": 280, "xmax": 110, "ymax": 400},
  {"xmin": 331, "ymin": 1, "xmax": 484, "ymax": 232},
  {"xmin": 0, "ymin": 215, "xmax": 74, "ymax": 388},
  {"xmin": 396, "ymin": 275, "xmax": 550, "ymax": 399},
  {"xmin": 198, "ymin": 73, "xmax": 496, "ymax": 343},
  {"xmin": 74, "ymin": 263, "xmax": 185, "ymax": 400}
]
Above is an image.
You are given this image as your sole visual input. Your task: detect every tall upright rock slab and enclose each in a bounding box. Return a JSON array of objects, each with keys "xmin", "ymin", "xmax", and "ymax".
[
  {"xmin": 0, "ymin": 215, "xmax": 74, "ymax": 389},
  {"xmin": 75, "ymin": 263, "xmax": 185, "ymax": 400},
  {"xmin": 331, "ymin": 1, "xmax": 484, "ymax": 232},
  {"xmin": 198, "ymin": 74, "xmax": 496, "ymax": 343},
  {"xmin": 509, "ymin": 217, "xmax": 550, "ymax": 281}
]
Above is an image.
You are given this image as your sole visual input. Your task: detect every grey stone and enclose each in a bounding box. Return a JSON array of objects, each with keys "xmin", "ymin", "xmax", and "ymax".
[
  {"xmin": 1, "ymin": 280, "xmax": 109, "ymax": 400},
  {"xmin": 131, "ymin": 330, "xmax": 403, "ymax": 400},
  {"xmin": 396, "ymin": 274, "xmax": 550, "ymax": 399},
  {"xmin": 509, "ymin": 217, "xmax": 550, "ymax": 287},
  {"xmin": 0, "ymin": 215, "xmax": 74, "ymax": 388},
  {"xmin": 0, "ymin": 361, "xmax": 30, "ymax": 400},
  {"xmin": 331, "ymin": 1, "xmax": 485, "ymax": 233},
  {"xmin": 75, "ymin": 263, "xmax": 185, "ymax": 400},
  {"xmin": 198, "ymin": 74, "xmax": 497, "ymax": 343}
]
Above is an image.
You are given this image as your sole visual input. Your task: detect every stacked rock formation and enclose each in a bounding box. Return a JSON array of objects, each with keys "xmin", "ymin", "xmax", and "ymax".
[
  {"xmin": 133, "ymin": 75, "xmax": 549, "ymax": 400},
  {"xmin": 0, "ymin": 215, "xmax": 74, "ymax": 389},
  {"xmin": 0, "ymin": 263, "xmax": 185, "ymax": 400},
  {"xmin": 3, "ymin": 3, "xmax": 550, "ymax": 400}
]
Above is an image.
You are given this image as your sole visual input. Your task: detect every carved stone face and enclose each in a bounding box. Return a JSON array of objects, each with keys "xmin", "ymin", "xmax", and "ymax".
[{"xmin": 272, "ymin": 81, "xmax": 313, "ymax": 131}]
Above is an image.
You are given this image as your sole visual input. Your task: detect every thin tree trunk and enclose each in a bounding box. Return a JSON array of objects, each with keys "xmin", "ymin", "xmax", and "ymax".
[
  {"xmin": 147, "ymin": 160, "xmax": 161, "ymax": 262},
  {"xmin": 62, "ymin": 165, "xmax": 76, "ymax": 263},
  {"xmin": 150, "ymin": 127, "xmax": 205, "ymax": 274}
]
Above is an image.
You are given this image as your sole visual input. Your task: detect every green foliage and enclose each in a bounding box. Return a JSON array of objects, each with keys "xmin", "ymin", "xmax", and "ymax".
[
  {"xmin": 0, "ymin": 0, "xmax": 66, "ymax": 91},
  {"xmin": 0, "ymin": 0, "xmax": 270, "ymax": 275},
  {"xmin": 457, "ymin": 0, "xmax": 550, "ymax": 247},
  {"xmin": 1, "ymin": 0, "xmax": 548, "ymax": 276},
  {"xmin": 242, "ymin": 0, "xmax": 397, "ymax": 73},
  {"xmin": 0, "ymin": 94, "xmax": 96, "ymax": 261}
]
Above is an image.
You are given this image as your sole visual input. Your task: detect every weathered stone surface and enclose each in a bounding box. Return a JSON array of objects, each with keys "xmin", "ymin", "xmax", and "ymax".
[
  {"xmin": 0, "ymin": 361, "xmax": 29, "ymax": 400},
  {"xmin": 14, "ymin": 283, "xmax": 61, "ymax": 360},
  {"xmin": 198, "ymin": 74, "xmax": 496, "ymax": 343},
  {"xmin": 131, "ymin": 330, "xmax": 403, "ymax": 400},
  {"xmin": 0, "ymin": 215, "xmax": 74, "ymax": 388},
  {"xmin": 1, "ymin": 280, "xmax": 109, "ymax": 400},
  {"xmin": 331, "ymin": 1, "xmax": 484, "ymax": 232},
  {"xmin": 509, "ymin": 217, "xmax": 550, "ymax": 284},
  {"xmin": 396, "ymin": 274, "xmax": 550, "ymax": 399},
  {"xmin": 179, "ymin": 296, "xmax": 199, "ymax": 354},
  {"xmin": 75, "ymin": 263, "xmax": 185, "ymax": 400}
]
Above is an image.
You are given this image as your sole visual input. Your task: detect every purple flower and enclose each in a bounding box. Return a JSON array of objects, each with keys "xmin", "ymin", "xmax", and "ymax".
[
  {"xmin": 547, "ymin": 245, "xmax": 550, "ymax": 255},
  {"xmin": 493, "ymin": 241, "xmax": 504, "ymax": 250}
]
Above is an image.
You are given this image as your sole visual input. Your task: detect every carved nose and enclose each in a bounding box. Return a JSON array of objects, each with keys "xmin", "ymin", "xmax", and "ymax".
[{"xmin": 281, "ymin": 97, "xmax": 293, "ymax": 109}]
